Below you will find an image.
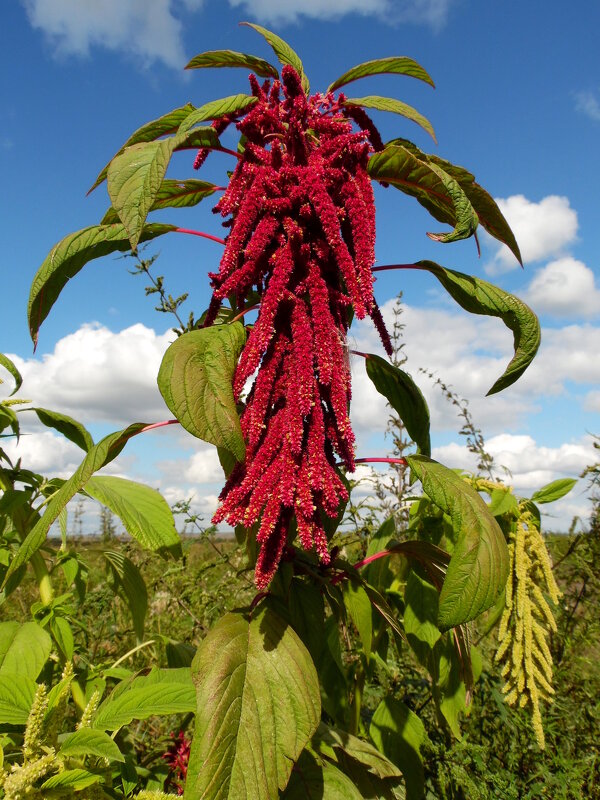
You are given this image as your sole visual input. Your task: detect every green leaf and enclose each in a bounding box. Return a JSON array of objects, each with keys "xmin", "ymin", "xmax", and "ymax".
[
  {"xmin": 101, "ymin": 180, "xmax": 218, "ymax": 224},
  {"xmin": 530, "ymin": 478, "xmax": 577, "ymax": 504},
  {"xmin": 41, "ymin": 769, "xmax": 102, "ymax": 791},
  {"xmin": 404, "ymin": 571, "xmax": 441, "ymax": 663},
  {"xmin": 28, "ymin": 223, "xmax": 176, "ymax": 346},
  {"xmin": 386, "ymin": 139, "xmax": 522, "ymax": 264},
  {"xmin": 107, "ymin": 141, "xmax": 179, "ymax": 250},
  {"xmin": 342, "ymin": 581, "xmax": 373, "ymax": 656},
  {"xmin": 415, "ymin": 260, "xmax": 541, "ymax": 394},
  {"xmin": 0, "ymin": 353, "xmax": 22, "ymax": 396},
  {"xmin": 104, "ymin": 551, "xmax": 147, "ymax": 643},
  {"xmin": 59, "ymin": 728, "xmax": 125, "ymax": 763},
  {"xmin": 93, "ymin": 669, "xmax": 195, "ymax": 730},
  {"xmin": 370, "ymin": 697, "xmax": 427, "ymax": 800},
  {"xmin": 315, "ymin": 722, "xmax": 403, "ymax": 779},
  {"xmin": 344, "ymin": 97, "xmax": 436, "ymax": 142},
  {"xmin": 148, "ymin": 178, "xmax": 218, "ymax": 211},
  {"xmin": 364, "ymin": 516, "xmax": 396, "ymax": 592},
  {"xmin": 282, "ymin": 749, "xmax": 364, "ymax": 799},
  {"xmin": 406, "ymin": 455, "xmax": 509, "ymax": 630},
  {"xmin": 364, "ymin": 354, "xmax": 431, "ymax": 456},
  {"xmin": 178, "ymin": 94, "xmax": 258, "ymax": 134},
  {"xmin": 50, "ymin": 616, "xmax": 74, "ymax": 661},
  {"xmin": 29, "ymin": 407, "xmax": 93, "ymax": 452},
  {"xmin": 0, "ymin": 673, "xmax": 36, "ymax": 724},
  {"xmin": 85, "ymin": 476, "xmax": 180, "ymax": 555},
  {"xmin": 328, "ymin": 56, "xmax": 434, "ymax": 93},
  {"xmin": 89, "ymin": 103, "xmax": 195, "ymax": 193},
  {"xmin": 488, "ymin": 488, "xmax": 519, "ymax": 518},
  {"xmin": 368, "ymin": 144, "xmax": 478, "ymax": 243},
  {"xmin": 0, "ymin": 621, "xmax": 51, "ymax": 680},
  {"xmin": 3, "ymin": 423, "xmax": 147, "ymax": 584},
  {"xmin": 185, "ymin": 607, "xmax": 321, "ymax": 800},
  {"xmin": 186, "ymin": 49, "xmax": 279, "ymax": 78},
  {"xmin": 241, "ymin": 22, "xmax": 309, "ymax": 93},
  {"xmin": 158, "ymin": 324, "xmax": 246, "ymax": 461}
]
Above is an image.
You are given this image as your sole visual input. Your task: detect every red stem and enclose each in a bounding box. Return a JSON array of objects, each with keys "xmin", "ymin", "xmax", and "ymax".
[
  {"xmin": 354, "ymin": 457, "xmax": 408, "ymax": 466},
  {"xmin": 139, "ymin": 419, "xmax": 181, "ymax": 434},
  {"xmin": 175, "ymin": 228, "xmax": 226, "ymax": 245},
  {"xmin": 371, "ymin": 263, "xmax": 421, "ymax": 273},
  {"xmin": 231, "ymin": 304, "xmax": 260, "ymax": 324}
]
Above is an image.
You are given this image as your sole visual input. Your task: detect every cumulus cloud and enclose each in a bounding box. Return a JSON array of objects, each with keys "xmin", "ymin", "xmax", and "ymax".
[
  {"xmin": 524, "ymin": 258, "xmax": 600, "ymax": 318},
  {"xmin": 485, "ymin": 195, "xmax": 578, "ymax": 274},
  {"xmin": 228, "ymin": 0, "xmax": 452, "ymax": 27},
  {"xmin": 21, "ymin": 0, "xmax": 454, "ymax": 67},
  {"xmin": 584, "ymin": 390, "xmax": 600, "ymax": 413},
  {"xmin": 8, "ymin": 323, "xmax": 173, "ymax": 426},
  {"xmin": 21, "ymin": 0, "xmax": 204, "ymax": 69},
  {"xmin": 575, "ymin": 89, "xmax": 600, "ymax": 122}
]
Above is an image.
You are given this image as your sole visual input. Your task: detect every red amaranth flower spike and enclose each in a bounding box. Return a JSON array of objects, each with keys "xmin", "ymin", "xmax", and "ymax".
[{"xmin": 198, "ymin": 65, "xmax": 392, "ymax": 588}]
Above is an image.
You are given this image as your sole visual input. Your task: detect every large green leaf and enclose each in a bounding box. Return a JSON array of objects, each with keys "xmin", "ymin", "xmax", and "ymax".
[
  {"xmin": 85, "ymin": 476, "xmax": 180, "ymax": 555},
  {"xmin": 364, "ymin": 354, "xmax": 431, "ymax": 456},
  {"xmin": 93, "ymin": 669, "xmax": 195, "ymax": 731},
  {"xmin": 415, "ymin": 260, "xmax": 541, "ymax": 394},
  {"xmin": 148, "ymin": 178, "xmax": 218, "ymax": 210},
  {"xmin": 328, "ymin": 56, "xmax": 434, "ymax": 93},
  {"xmin": 282, "ymin": 750, "xmax": 364, "ymax": 799},
  {"xmin": 0, "ymin": 621, "xmax": 51, "ymax": 680},
  {"xmin": 185, "ymin": 607, "xmax": 321, "ymax": 800},
  {"xmin": 158, "ymin": 324, "xmax": 246, "ymax": 461},
  {"xmin": 368, "ymin": 144, "xmax": 478, "ymax": 243},
  {"xmin": 59, "ymin": 728, "xmax": 125, "ymax": 762},
  {"xmin": 403, "ymin": 571, "xmax": 441, "ymax": 663},
  {"xmin": 429, "ymin": 158, "xmax": 521, "ymax": 263},
  {"xmin": 241, "ymin": 22, "xmax": 309, "ymax": 93},
  {"xmin": 101, "ymin": 180, "xmax": 218, "ymax": 224},
  {"xmin": 0, "ymin": 673, "xmax": 37, "ymax": 725},
  {"xmin": 530, "ymin": 478, "xmax": 577, "ymax": 504},
  {"xmin": 342, "ymin": 580, "xmax": 373, "ymax": 656},
  {"xmin": 107, "ymin": 140, "xmax": 178, "ymax": 250},
  {"xmin": 89, "ymin": 103, "xmax": 195, "ymax": 192},
  {"xmin": 41, "ymin": 769, "xmax": 102, "ymax": 791},
  {"xmin": 406, "ymin": 455, "xmax": 509, "ymax": 630},
  {"xmin": 178, "ymin": 95, "xmax": 258, "ymax": 134},
  {"xmin": 103, "ymin": 550, "xmax": 148, "ymax": 643},
  {"xmin": 344, "ymin": 97, "xmax": 436, "ymax": 142},
  {"xmin": 186, "ymin": 49, "xmax": 279, "ymax": 78},
  {"xmin": 29, "ymin": 407, "xmax": 93, "ymax": 452},
  {"xmin": 28, "ymin": 223, "xmax": 175, "ymax": 345},
  {"xmin": 3, "ymin": 423, "xmax": 147, "ymax": 584},
  {"xmin": 0, "ymin": 353, "xmax": 22, "ymax": 396},
  {"xmin": 392, "ymin": 141, "xmax": 522, "ymax": 265},
  {"xmin": 370, "ymin": 697, "xmax": 427, "ymax": 800}
]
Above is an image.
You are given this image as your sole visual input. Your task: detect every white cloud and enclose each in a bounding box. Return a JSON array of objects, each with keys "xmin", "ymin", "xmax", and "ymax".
[
  {"xmin": 524, "ymin": 257, "xmax": 600, "ymax": 318},
  {"xmin": 21, "ymin": 0, "xmax": 203, "ymax": 69},
  {"xmin": 485, "ymin": 195, "xmax": 578, "ymax": 273},
  {"xmin": 228, "ymin": 0, "xmax": 452, "ymax": 27},
  {"xmin": 8, "ymin": 323, "xmax": 173, "ymax": 426},
  {"xmin": 584, "ymin": 390, "xmax": 600, "ymax": 413},
  {"xmin": 575, "ymin": 89, "xmax": 600, "ymax": 122},
  {"xmin": 21, "ymin": 0, "xmax": 454, "ymax": 69}
]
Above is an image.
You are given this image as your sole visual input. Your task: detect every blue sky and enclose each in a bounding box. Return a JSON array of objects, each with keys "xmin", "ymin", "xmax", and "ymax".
[{"xmin": 1, "ymin": 0, "xmax": 599, "ymax": 531}]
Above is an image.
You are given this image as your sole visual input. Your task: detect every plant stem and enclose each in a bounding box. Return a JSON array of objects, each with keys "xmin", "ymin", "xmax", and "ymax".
[
  {"xmin": 174, "ymin": 228, "xmax": 226, "ymax": 245},
  {"xmin": 31, "ymin": 551, "xmax": 53, "ymax": 605}
]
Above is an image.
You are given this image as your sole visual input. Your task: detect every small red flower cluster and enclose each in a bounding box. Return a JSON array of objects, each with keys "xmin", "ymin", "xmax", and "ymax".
[
  {"xmin": 205, "ymin": 67, "xmax": 391, "ymax": 587},
  {"xmin": 163, "ymin": 730, "xmax": 190, "ymax": 795}
]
